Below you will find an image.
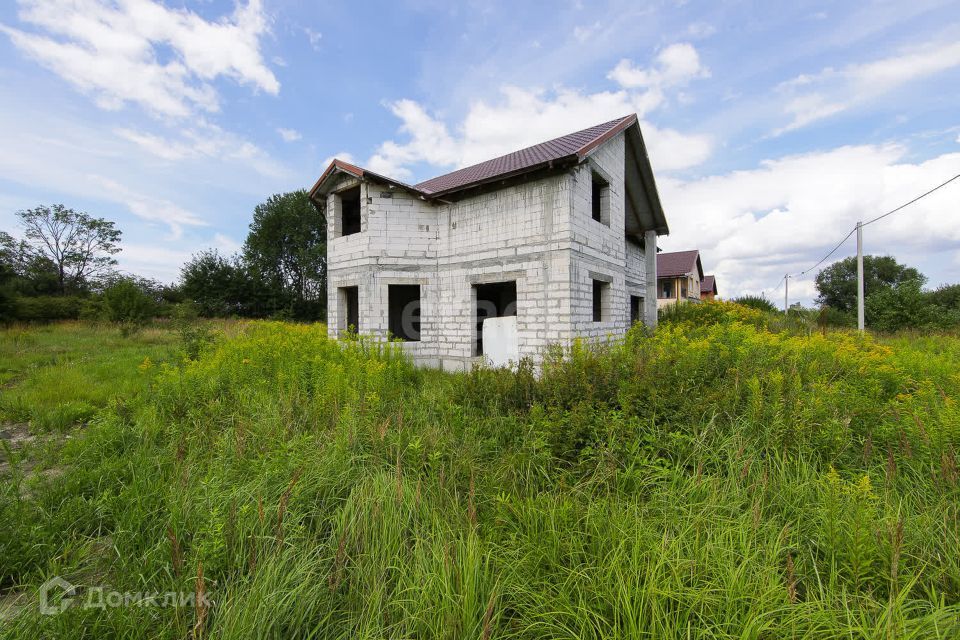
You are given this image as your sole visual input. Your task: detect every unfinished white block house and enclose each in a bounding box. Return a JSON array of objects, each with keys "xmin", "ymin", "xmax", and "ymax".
[{"xmin": 308, "ymin": 114, "xmax": 670, "ymax": 370}]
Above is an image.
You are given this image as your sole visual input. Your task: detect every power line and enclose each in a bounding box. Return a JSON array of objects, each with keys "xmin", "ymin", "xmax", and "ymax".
[
  {"xmin": 862, "ymin": 173, "xmax": 960, "ymax": 227},
  {"xmin": 753, "ymin": 173, "xmax": 960, "ymax": 319},
  {"xmin": 782, "ymin": 173, "xmax": 960, "ymax": 283},
  {"xmin": 765, "ymin": 274, "xmax": 786, "ymax": 297},
  {"xmin": 795, "ymin": 226, "xmax": 857, "ymax": 278}
]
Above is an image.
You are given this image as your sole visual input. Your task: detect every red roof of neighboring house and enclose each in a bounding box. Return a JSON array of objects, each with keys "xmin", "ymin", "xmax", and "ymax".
[
  {"xmin": 702, "ymin": 274, "xmax": 717, "ymax": 295},
  {"xmin": 414, "ymin": 115, "xmax": 637, "ymax": 195},
  {"xmin": 657, "ymin": 250, "xmax": 703, "ymax": 279}
]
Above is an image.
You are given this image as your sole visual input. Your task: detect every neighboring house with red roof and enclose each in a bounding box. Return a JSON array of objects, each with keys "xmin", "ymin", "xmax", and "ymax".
[
  {"xmin": 701, "ymin": 274, "xmax": 718, "ymax": 301},
  {"xmin": 309, "ymin": 114, "xmax": 670, "ymax": 370},
  {"xmin": 656, "ymin": 250, "xmax": 704, "ymax": 308}
]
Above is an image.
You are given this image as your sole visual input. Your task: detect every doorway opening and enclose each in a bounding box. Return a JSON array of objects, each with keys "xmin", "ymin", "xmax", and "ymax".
[
  {"xmin": 630, "ymin": 295, "xmax": 643, "ymax": 324},
  {"xmin": 388, "ymin": 284, "xmax": 421, "ymax": 341},
  {"xmin": 339, "ymin": 286, "xmax": 358, "ymax": 333},
  {"xmin": 473, "ymin": 281, "xmax": 517, "ymax": 356}
]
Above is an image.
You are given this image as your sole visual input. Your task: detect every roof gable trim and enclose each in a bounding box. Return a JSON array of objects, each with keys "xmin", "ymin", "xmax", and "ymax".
[{"xmin": 309, "ymin": 159, "xmax": 424, "ymax": 201}]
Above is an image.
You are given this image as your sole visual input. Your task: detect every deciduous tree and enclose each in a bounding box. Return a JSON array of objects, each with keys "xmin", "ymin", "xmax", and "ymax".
[
  {"xmin": 242, "ymin": 190, "xmax": 326, "ymax": 320},
  {"xmin": 180, "ymin": 249, "xmax": 261, "ymax": 317},
  {"xmin": 815, "ymin": 255, "xmax": 924, "ymax": 313},
  {"xmin": 16, "ymin": 204, "xmax": 121, "ymax": 294}
]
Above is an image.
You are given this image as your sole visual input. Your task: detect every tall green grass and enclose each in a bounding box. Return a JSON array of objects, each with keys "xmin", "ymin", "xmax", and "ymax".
[{"xmin": 1, "ymin": 307, "xmax": 958, "ymax": 638}]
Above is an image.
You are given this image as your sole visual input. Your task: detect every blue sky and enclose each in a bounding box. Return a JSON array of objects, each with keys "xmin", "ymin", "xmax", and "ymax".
[{"xmin": 1, "ymin": 0, "xmax": 959, "ymax": 304}]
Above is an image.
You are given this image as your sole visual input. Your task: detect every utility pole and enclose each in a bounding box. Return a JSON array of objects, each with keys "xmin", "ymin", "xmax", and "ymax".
[
  {"xmin": 784, "ymin": 274, "xmax": 789, "ymax": 316},
  {"xmin": 856, "ymin": 221, "xmax": 865, "ymax": 332}
]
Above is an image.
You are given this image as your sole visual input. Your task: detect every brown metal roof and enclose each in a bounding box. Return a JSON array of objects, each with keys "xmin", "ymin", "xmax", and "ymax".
[
  {"xmin": 310, "ymin": 114, "xmax": 640, "ymax": 202},
  {"xmin": 702, "ymin": 274, "xmax": 717, "ymax": 294},
  {"xmin": 657, "ymin": 250, "xmax": 702, "ymax": 278},
  {"xmin": 414, "ymin": 114, "xmax": 637, "ymax": 196}
]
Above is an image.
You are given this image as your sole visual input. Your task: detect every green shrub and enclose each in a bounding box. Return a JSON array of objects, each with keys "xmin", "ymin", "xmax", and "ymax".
[
  {"xmin": 659, "ymin": 299, "xmax": 766, "ymax": 328},
  {"xmin": 101, "ymin": 278, "xmax": 157, "ymax": 333},
  {"xmin": 928, "ymin": 283, "xmax": 960, "ymax": 310},
  {"xmin": 817, "ymin": 305, "xmax": 854, "ymax": 328},
  {"xmin": 865, "ymin": 282, "xmax": 940, "ymax": 332},
  {"xmin": 78, "ymin": 296, "xmax": 104, "ymax": 321},
  {"xmin": 731, "ymin": 294, "xmax": 778, "ymax": 313},
  {"xmin": 12, "ymin": 295, "xmax": 83, "ymax": 321},
  {"xmin": 0, "ymin": 287, "xmax": 15, "ymax": 324},
  {"xmin": 171, "ymin": 301, "xmax": 215, "ymax": 359}
]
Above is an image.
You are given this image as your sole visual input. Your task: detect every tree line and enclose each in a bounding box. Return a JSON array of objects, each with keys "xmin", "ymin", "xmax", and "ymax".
[
  {"xmin": 3, "ymin": 192, "xmax": 958, "ymax": 334},
  {"xmin": 0, "ymin": 190, "xmax": 326, "ymax": 326},
  {"xmin": 814, "ymin": 255, "xmax": 960, "ymax": 332},
  {"xmin": 733, "ymin": 255, "xmax": 960, "ymax": 332}
]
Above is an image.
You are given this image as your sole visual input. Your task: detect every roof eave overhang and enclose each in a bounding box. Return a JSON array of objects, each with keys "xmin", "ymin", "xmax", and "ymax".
[
  {"xmin": 420, "ymin": 114, "xmax": 641, "ymax": 200},
  {"xmin": 623, "ymin": 121, "xmax": 670, "ymax": 236},
  {"xmin": 308, "ymin": 159, "xmax": 359, "ymax": 201},
  {"xmin": 420, "ymin": 155, "xmax": 580, "ymax": 200}
]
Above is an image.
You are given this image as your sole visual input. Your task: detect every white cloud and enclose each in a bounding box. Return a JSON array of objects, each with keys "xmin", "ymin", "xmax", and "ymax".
[
  {"xmin": 115, "ymin": 128, "xmax": 193, "ymax": 161},
  {"xmin": 0, "ymin": 100, "xmax": 238, "ymax": 240},
  {"xmin": 321, "ymin": 152, "xmax": 356, "ymax": 170},
  {"xmin": 659, "ymin": 145, "xmax": 960, "ymax": 302},
  {"xmin": 213, "ymin": 233, "xmax": 242, "ymax": 254},
  {"xmin": 608, "ymin": 43, "xmax": 710, "ymax": 90},
  {"xmin": 367, "ymin": 46, "xmax": 712, "ymax": 179},
  {"xmin": 573, "ymin": 22, "xmax": 602, "ymax": 43},
  {"xmin": 774, "ymin": 39, "xmax": 960, "ymax": 134},
  {"xmin": 115, "ymin": 121, "xmax": 289, "ymax": 179},
  {"xmin": 277, "ymin": 127, "xmax": 302, "ymax": 142},
  {"xmin": 367, "ymin": 100, "xmax": 459, "ymax": 177},
  {"xmin": 118, "ymin": 231, "xmax": 243, "ymax": 283},
  {"xmin": 117, "ymin": 243, "xmax": 193, "ymax": 283},
  {"xmin": 641, "ymin": 122, "xmax": 712, "ymax": 173},
  {"xmin": 89, "ymin": 175, "xmax": 208, "ymax": 239},
  {"xmin": 1, "ymin": 0, "xmax": 278, "ymax": 118},
  {"xmin": 772, "ymin": 94, "xmax": 847, "ymax": 136},
  {"xmin": 686, "ymin": 22, "xmax": 716, "ymax": 39},
  {"xmin": 304, "ymin": 27, "xmax": 322, "ymax": 50}
]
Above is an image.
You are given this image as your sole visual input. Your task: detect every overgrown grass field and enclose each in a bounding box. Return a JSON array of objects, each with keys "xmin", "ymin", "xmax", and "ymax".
[
  {"xmin": 1, "ymin": 304, "xmax": 958, "ymax": 638},
  {"xmin": 0, "ymin": 322, "xmax": 180, "ymax": 431}
]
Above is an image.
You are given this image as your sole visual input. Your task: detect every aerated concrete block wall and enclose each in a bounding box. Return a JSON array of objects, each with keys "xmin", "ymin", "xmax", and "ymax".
[
  {"xmin": 432, "ymin": 172, "xmax": 574, "ymax": 370},
  {"xmin": 567, "ymin": 132, "xmax": 642, "ymax": 341}
]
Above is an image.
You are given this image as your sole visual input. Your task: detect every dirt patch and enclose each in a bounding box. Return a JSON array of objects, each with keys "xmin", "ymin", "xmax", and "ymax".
[
  {"xmin": 0, "ymin": 535, "xmax": 116, "ymax": 622},
  {"xmin": 1, "ymin": 422, "xmax": 71, "ymax": 495},
  {"xmin": 0, "ymin": 423, "xmax": 36, "ymax": 477},
  {"xmin": 0, "ymin": 588, "xmax": 30, "ymax": 622},
  {"xmin": 0, "ymin": 423, "xmax": 34, "ymax": 449},
  {"xmin": 1, "ymin": 372, "xmax": 26, "ymax": 390}
]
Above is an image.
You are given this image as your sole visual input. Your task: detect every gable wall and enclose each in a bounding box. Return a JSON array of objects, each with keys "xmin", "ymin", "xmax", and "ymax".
[{"xmin": 567, "ymin": 132, "xmax": 646, "ymax": 338}]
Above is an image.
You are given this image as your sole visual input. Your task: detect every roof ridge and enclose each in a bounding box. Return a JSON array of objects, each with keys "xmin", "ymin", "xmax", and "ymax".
[{"xmin": 414, "ymin": 114, "xmax": 636, "ymax": 195}]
